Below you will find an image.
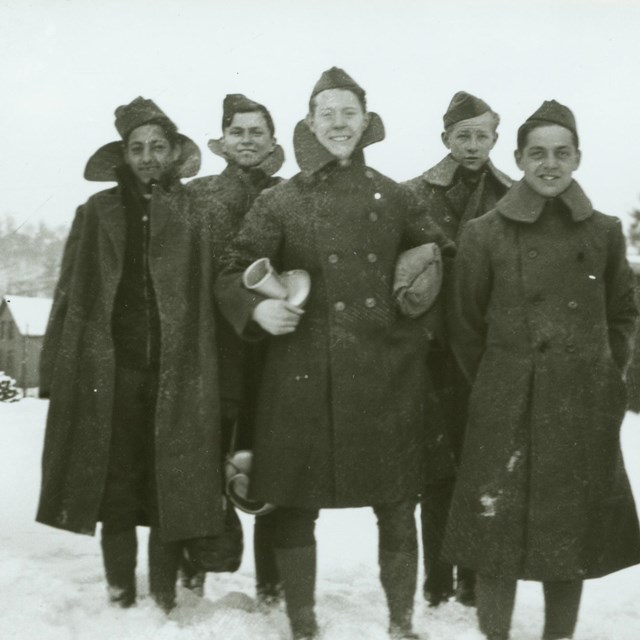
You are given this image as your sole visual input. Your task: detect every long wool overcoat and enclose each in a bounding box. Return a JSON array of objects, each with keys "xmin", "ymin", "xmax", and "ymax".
[
  {"xmin": 36, "ymin": 181, "xmax": 223, "ymax": 542},
  {"xmin": 443, "ymin": 179, "xmax": 640, "ymax": 580},
  {"xmin": 215, "ymin": 117, "xmax": 456, "ymax": 510}
]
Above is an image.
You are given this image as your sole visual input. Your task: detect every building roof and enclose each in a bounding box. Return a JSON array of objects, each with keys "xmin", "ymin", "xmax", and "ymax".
[{"xmin": 1, "ymin": 295, "xmax": 52, "ymax": 337}]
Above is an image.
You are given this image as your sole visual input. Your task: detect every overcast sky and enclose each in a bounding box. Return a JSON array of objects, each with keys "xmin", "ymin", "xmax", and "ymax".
[{"xmin": 1, "ymin": 0, "xmax": 639, "ymax": 231}]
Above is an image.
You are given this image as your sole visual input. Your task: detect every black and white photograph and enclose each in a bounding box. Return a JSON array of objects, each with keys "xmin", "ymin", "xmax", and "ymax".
[{"xmin": 1, "ymin": 1, "xmax": 639, "ymax": 639}]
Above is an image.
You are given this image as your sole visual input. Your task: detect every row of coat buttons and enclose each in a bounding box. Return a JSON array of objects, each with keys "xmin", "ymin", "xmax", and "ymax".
[
  {"xmin": 531, "ymin": 295, "xmax": 579, "ymax": 310},
  {"xmin": 328, "ymin": 253, "xmax": 378, "ymax": 264},
  {"xmin": 334, "ymin": 298, "xmax": 377, "ymax": 311}
]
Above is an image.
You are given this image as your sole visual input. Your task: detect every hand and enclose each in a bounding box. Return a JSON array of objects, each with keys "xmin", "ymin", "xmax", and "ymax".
[{"xmin": 252, "ymin": 299, "xmax": 304, "ymax": 335}]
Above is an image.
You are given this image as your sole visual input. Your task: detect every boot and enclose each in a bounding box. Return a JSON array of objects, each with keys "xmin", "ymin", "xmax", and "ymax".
[
  {"xmin": 456, "ymin": 566, "xmax": 477, "ymax": 607},
  {"xmin": 148, "ymin": 527, "xmax": 181, "ymax": 613},
  {"xmin": 379, "ymin": 549, "xmax": 418, "ymax": 639},
  {"xmin": 178, "ymin": 553, "xmax": 206, "ymax": 597},
  {"xmin": 423, "ymin": 560, "xmax": 454, "ymax": 607},
  {"xmin": 275, "ymin": 546, "xmax": 319, "ymax": 639},
  {"xmin": 255, "ymin": 513, "xmax": 282, "ymax": 606},
  {"xmin": 101, "ymin": 528, "xmax": 137, "ymax": 607}
]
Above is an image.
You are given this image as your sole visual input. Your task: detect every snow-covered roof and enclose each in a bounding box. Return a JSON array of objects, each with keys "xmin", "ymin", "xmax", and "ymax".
[{"xmin": 2, "ymin": 295, "xmax": 52, "ymax": 337}]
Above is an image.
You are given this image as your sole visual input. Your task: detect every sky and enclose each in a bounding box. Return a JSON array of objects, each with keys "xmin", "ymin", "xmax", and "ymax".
[{"xmin": 1, "ymin": 0, "xmax": 640, "ymax": 231}]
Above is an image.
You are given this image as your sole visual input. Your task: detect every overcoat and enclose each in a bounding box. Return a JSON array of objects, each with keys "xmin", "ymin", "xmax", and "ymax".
[
  {"xmin": 405, "ymin": 155, "xmax": 513, "ymax": 456},
  {"xmin": 443, "ymin": 179, "xmax": 640, "ymax": 580},
  {"xmin": 187, "ymin": 148, "xmax": 283, "ymax": 413},
  {"xmin": 36, "ymin": 180, "xmax": 223, "ymax": 542},
  {"xmin": 215, "ymin": 116, "xmax": 455, "ymax": 510}
]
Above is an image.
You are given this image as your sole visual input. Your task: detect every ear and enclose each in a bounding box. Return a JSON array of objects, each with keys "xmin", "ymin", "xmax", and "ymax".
[
  {"xmin": 514, "ymin": 149, "xmax": 524, "ymax": 171},
  {"xmin": 306, "ymin": 112, "xmax": 316, "ymax": 134},
  {"xmin": 574, "ymin": 149, "xmax": 582, "ymax": 170},
  {"xmin": 362, "ymin": 111, "xmax": 371, "ymax": 128},
  {"xmin": 441, "ymin": 130, "xmax": 450, "ymax": 150},
  {"xmin": 490, "ymin": 131, "xmax": 499, "ymax": 150},
  {"xmin": 171, "ymin": 142, "xmax": 182, "ymax": 163},
  {"xmin": 269, "ymin": 136, "xmax": 277, "ymax": 152}
]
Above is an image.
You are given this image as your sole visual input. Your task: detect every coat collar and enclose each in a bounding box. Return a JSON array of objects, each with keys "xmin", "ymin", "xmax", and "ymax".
[
  {"xmin": 422, "ymin": 154, "xmax": 513, "ymax": 190},
  {"xmin": 496, "ymin": 179, "xmax": 593, "ymax": 223},
  {"xmin": 84, "ymin": 135, "xmax": 201, "ymax": 182},
  {"xmin": 207, "ymin": 138, "xmax": 285, "ymax": 177},
  {"xmin": 293, "ymin": 112, "xmax": 385, "ymax": 176}
]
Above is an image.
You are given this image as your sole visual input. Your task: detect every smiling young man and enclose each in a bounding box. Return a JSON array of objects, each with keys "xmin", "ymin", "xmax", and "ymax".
[
  {"xmin": 187, "ymin": 94, "xmax": 285, "ymax": 602},
  {"xmin": 444, "ymin": 100, "xmax": 640, "ymax": 640},
  {"xmin": 37, "ymin": 97, "xmax": 225, "ymax": 613},
  {"xmin": 404, "ymin": 94, "xmax": 513, "ymax": 608},
  {"xmin": 215, "ymin": 67, "xmax": 454, "ymax": 640}
]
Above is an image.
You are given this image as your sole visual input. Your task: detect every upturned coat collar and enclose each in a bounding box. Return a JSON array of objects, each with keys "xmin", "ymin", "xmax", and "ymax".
[
  {"xmin": 496, "ymin": 179, "xmax": 593, "ymax": 223},
  {"xmin": 293, "ymin": 112, "xmax": 385, "ymax": 176},
  {"xmin": 422, "ymin": 154, "xmax": 513, "ymax": 190},
  {"xmin": 207, "ymin": 138, "xmax": 285, "ymax": 177}
]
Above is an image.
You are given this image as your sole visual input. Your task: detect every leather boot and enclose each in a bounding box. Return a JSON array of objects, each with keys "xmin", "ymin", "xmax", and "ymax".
[
  {"xmin": 101, "ymin": 528, "xmax": 137, "ymax": 607},
  {"xmin": 379, "ymin": 549, "xmax": 418, "ymax": 639},
  {"xmin": 275, "ymin": 545, "xmax": 318, "ymax": 639},
  {"xmin": 178, "ymin": 553, "xmax": 206, "ymax": 597},
  {"xmin": 148, "ymin": 527, "xmax": 181, "ymax": 613}
]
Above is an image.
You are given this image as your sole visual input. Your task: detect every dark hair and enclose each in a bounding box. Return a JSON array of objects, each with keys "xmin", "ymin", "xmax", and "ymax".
[
  {"xmin": 517, "ymin": 120, "xmax": 579, "ymax": 152},
  {"xmin": 123, "ymin": 118, "xmax": 180, "ymax": 148},
  {"xmin": 222, "ymin": 106, "xmax": 275, "ymax": 137},
  {"xmin": 308, "ymin": 88, "xmax": 367, "ymax": 116}
]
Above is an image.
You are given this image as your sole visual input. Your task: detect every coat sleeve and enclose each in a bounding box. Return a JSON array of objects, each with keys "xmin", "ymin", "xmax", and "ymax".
[
  {"xmin": 214, "ymin": 191, "xmax": 284, "ymax": 339},
  {"xmin": 448, "ymin": 219, "xmax": 492, "ymax": 383},
  {"xmin": 605, "ymin": 217, "xmax": 639, "ymax": 375},
  {"xmin": 39, "ymin": 206, "xmax": 86, "ymax": 397}
]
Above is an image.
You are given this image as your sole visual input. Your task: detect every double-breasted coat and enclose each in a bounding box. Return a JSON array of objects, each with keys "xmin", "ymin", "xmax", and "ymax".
[
  {"xmin": 36, "ymin": 179, "xmax": 223, "ymax": 542},
  {"xmin": 215, "ymin": 116, "xmax": 455, "ymax": 510},
  {"xmin": 443, "ymin": 179, "xmax": 640, "ymax": 580}
]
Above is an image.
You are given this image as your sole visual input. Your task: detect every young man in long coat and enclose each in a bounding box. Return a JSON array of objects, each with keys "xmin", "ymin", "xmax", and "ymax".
[
  {"xmin": 404, "ymin": 92, "xmax": 513, "ymax": 607},
  {"xmin": 37, "ymin": 97, "xmax": 224, "ymax": 612},
  {"xmin": 444, "ymin": 100, "xmax": 640, "ymax": 640},
  {"xmin": 187, "ymin": 94, "xmax": 284, "ymax": 602},
  {"xmin": 215, "ymin": 67, "xmax": 454, "ymax": 640}
]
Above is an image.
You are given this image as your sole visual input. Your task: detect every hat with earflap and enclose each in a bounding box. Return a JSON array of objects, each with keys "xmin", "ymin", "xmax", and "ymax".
[
  {"xmin": 443, "ymin": 91, "xmax": 493, "ymax": 129},
  {"xmin": 84, "ymin": 96, "xmax": 201, "ymax": 181}
]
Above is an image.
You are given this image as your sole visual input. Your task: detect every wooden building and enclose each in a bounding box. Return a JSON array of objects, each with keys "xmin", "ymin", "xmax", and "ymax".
[{"xmin": 0, "ymin": 295, "xmax": 52, "ymax": 390}]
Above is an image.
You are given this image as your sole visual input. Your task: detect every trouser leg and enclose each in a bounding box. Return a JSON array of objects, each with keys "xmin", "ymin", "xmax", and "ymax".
[
  {"xmin": 273, "ymin": 507, "xmax": 319, "ymax": 639},
  {"xmin": 100, "ymin": 527, "xmax": 137, "ymax": 607},
  {"xmin": 148, "ymin": 527, "xmax": 182, "ymax": 613},
  {"xmin": 457, "ymin": 565, "xmax": 477, "ymax": 606},
  {"xmin": 375, "ymin": 500, "xmax": 419, "ymax": 639},
  {"xmin": 542, "ymin": 580, "xmax": 583, "ymax": 640},
  {"xmin": 255, "ymin": 509, "xmax": 281, "ymax": 602},
  {"xmin": 476, "ymin": 573, "xmax": 517, "ymax": 640},
  {"xmin": 420, "ymin": 480, "xmax": 454, "ymax": 606}
]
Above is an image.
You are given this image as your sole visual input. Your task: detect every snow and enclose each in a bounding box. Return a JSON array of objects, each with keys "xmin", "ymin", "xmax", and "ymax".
[
  {"xmin": 2, "ymin": 295, "xmax": 52, "ymax": 337},
  {"xmin": 1, "ymin": 400, "xmax": 639, "ymax": 640}
]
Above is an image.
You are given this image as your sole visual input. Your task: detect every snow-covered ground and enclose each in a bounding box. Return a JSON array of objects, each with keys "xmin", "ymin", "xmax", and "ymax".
[{"xmin": 1, "ymin": 399, "xmax": 639, "ymax": 640}]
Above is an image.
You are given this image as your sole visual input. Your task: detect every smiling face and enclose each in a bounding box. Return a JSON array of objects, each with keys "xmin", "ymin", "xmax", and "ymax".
[
  {"xmin": 123, "ymin": 124, "xmax": 180, "ymax": 184},
  {"xmin": 442, "ymin": 112, "xmax": 498, "ymax": 172},
  {"xmin": 307, "ymin": 88, "xmax": 370, "ymax": 162},
  {"xmin": 515, "ymin": 124, "xmax": 581, "ymax": 198},
  {"xmin": 221, "ymin": 111, "xmax": 276, "ymax": 168}
]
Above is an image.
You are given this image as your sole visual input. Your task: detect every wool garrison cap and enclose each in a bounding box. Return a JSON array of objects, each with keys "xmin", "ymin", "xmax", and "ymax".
[
  {"xmin": 525, "ymin": 99, "xmax": 578, "ymax": 136},
  {"xmin": 310, "ymin": 66, "xmax": 366, "ymax": 107},
  {"xmin": 443, "ymin": 91, "xmax": 492, "ymax": 129},
  {"xmin": 114, "ymin": 96, "xmax": 177, "ymax": 141},
  {"xmin": 222, "ymin": 93, "xmax": 275, "ymax": 136}
]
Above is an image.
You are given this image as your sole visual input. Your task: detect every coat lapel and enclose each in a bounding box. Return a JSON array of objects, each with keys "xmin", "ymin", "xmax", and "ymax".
[{"xmin": 96, "ymin": 190, "xmax": 126, "ymax": 267}]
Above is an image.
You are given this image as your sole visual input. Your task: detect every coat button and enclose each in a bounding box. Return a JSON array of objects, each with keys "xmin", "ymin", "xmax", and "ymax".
[
  {"xmin": 367, "ymin": 253, "xmax": 378, "ymax": 263},
  {"xmin": 374, "ymin": 192, "xmax": 382, "ymax": 200},
  {"xmin": 444, "ymin": 215, "xmax": 452, "ymax": 223},
  {"xmin": 365, "ymin": 297, "xmax": 376, "ymax": 308},
  {"xmin": 365, "ymin": 170, "xmax": 374, "ymax": 179},
  {"xmin": 328, "ymin": 254, "xmax": 339, "ymax": 264},
  {"xmin": 528, "ymin": 249, "xmax": 538, "ymax": 259},
  {"xmin": 568, "ymin": 300, "xmax": 578, "ymax": 309},
  {"xmin": 565, "ymin": 342, "xmax": 576, "ymax": 353},
  {"xmin": 334, "ymin": 301, "xmax": 346, "ymax": 312},
  {"xmin": 369, "ymin": 212, "xmax": 378, "ymax": 222}
]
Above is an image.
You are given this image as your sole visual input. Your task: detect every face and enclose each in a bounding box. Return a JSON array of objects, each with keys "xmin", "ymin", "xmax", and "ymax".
[
  {"xmin": 221, "ymin": 111, "xmax": 276, "ymax": 168},
  {"xmin": 307, "ymin": 89, "xmax": 370, "ymax": 162},
  {"xmin": 515, "ymin": 125, "xmax": 581, "ymax": 198},
  {"xmin": 124, "ymin": 124, "xmax": 179, "ymax": 184},
  {"xmin": 442, "ymin": 112, "xmax": 498, "ymax": 171}
]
